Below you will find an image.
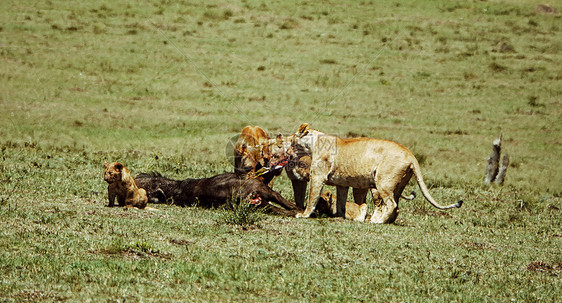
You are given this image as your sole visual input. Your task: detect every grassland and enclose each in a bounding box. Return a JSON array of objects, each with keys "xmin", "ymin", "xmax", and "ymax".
[{"xmin": 1, "ymin": 0, "xmax": 560, "ymax": 302}]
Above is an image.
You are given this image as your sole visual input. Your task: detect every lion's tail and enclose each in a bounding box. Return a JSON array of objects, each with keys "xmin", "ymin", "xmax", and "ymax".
[{"xmin": 411, "ymin": 158, "xmax": 463, "ymax": 210}]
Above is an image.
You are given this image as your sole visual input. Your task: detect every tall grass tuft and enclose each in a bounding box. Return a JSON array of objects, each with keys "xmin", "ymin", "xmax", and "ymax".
[{"xmin": 216, "ymin": 197, "xmax": 265, "ymax": 228}]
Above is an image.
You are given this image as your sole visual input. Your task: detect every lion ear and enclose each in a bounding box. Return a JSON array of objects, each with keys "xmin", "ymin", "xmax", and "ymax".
[
  {"xmin": 320, "ymin": 190, "xmax": 331, "ymax": 202},
  {"xmin": 297, "ymin": 123, "xmax": 310, "ymax": 135},
  {"xmin": 265, "ymin": 138, "xmax": 275, "ymax": 146},
  {"xmin": 275, "ymin": 134, "xmax": 283, "ymax": 145},
  {"xmin": 115, "ymin": 163, "xmax": 123, "ymax": 171},
  {"xmin": 103, "ymin": 161, "xmax": 109, "ymax": 168}
]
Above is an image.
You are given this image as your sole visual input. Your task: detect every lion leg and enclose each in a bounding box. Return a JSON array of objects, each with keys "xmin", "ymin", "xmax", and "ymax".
[
  {"xmin": 369, "ymin": 188, "xmax": 382, "ymax": 206},
  {"xmin": 135, "ymin": 188, "xmax": 148, "ymax": 209},
  {"xmin": 117, "ymin": 190, "xmax": 127, "ymax": 207},
  {"xmin": 291, "ymin": 179, "xmax": 308, "ymax": 209},
  {"xmin": 352, "ymin": 188, "xmax": 368, "ymax": 205},
  {"xmin": 296, "ymin": 178, "xmax": 324, "ymax": 218},
  {"xmin": 335, "ymin": 186, "xmax": 349, "ymax": 218},
  {"xmin": 355, "ymin": 203, "xmax": 368, "ymax": 222},
  {"xmin": 370, "ymin": 189, "xmax": 383, "ymax": 223},
  {"xmin": 370, "ymin": 190, "xmax": 398, "ymax": 224},
  {"xmin": 107, "ymin": 186, "xmax": 116, "ymax": 207}
]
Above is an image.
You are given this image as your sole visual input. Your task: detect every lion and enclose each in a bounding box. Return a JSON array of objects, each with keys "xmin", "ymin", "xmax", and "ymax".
[
  {"xmin": 103, "ymin": 161, "xmax": 149, "ymax": 209},
  {"xmin": 315, "ymin": 189, "xmax": 415, "ymax": 221},
  {"xmin": 265, "ymin": 134, "xmax": 311, "ymax": 210},
  {"xmin": 234, "ymin": 125, "xmax": 284, "ymax": 185},
  {"xmin": 315, "ymin": 190, "xmax": 368, "ymax": 221},
  {"xmin": 276, "ymin": 129, "xmax": 416, "ymax": 214},
  {"xmin": 289, "ymin": 123, "xmax": 463, "ymax": 223}
]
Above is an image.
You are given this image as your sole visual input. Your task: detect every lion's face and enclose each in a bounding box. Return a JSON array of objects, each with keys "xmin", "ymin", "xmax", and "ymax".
[
  {"xmin": 290, "ymin": 125, "xmax": 320, "ymax": 155},
  {"xmin": 103, "ymin": 161, "xmax": 123, "ymax": 184},
  {"xmin": 320, "ymin": 190, "xmax": 333, "ymax": 203},
  {"xmin": 234, "ymin": 126, "xmax": 272, "ymax": 176},
  {"xmin": 235, "ymin": 144, "xmax": 266, "ymax": 175},
  {"xmin": 263, "ymin": 135, "xmax": 291, "ymax": 168}
]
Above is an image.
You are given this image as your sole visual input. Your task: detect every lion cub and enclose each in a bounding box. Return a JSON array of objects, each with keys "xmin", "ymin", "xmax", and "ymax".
[
  {"xmin": 316, "ymin": 190, "xmax": 368, "ymax": 221},
  {"xmin": 103, "ymin": 161, "xmax": 148, "ymax": 209}
]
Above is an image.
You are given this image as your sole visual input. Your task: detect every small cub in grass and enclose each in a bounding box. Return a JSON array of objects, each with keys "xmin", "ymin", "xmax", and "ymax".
[
  {"xmin": 103, "ymin": 161, "xmax": 148, "ymax": 209},
  {"xmin": 316, "ymin": 190, "xmax": 368, "ymax": 221}
]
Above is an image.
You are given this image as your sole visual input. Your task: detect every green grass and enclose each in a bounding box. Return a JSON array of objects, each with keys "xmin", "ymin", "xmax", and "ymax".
[
  {"xmin": 1, "ymin": 0, "xmax": 561, "ymax": 301},
  {"xmin": 216, "ymin": 197, "xmax": 266, "ymax": 228}
]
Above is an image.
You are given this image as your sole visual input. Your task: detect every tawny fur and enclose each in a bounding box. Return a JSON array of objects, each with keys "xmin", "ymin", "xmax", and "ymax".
[
  {"xmin": 234, "ymin": 126, "xmax": 276, "ymax": 183},
  {"xmin": 289, "ymin": 124, "xmax": 462, "ymax": 223},
  {"xmin": 103, "ymin": 161, "xmax": 148, "ymax": 209},
  {"xmin": 315, "ymin": 190, "xmax": 368, "ymax": 221},
  {"xmin": 269, "ymin": 124, "xmax": 416, "ymax": 216}
]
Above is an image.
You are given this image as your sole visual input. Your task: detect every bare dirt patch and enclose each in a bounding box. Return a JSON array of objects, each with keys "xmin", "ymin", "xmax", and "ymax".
[
  {"xmin": 92, "ymin": 244, "xmax": 172, "ymax": 259},
  {"xmin": 535, "ymin": 4, "xmax": 559, "ymax": 15},
  {"xmin": 11, "ymin": 289, "xmax": 66, "ymax": 302},
  {"xmin": 526, "ymin": 261, "xmax": 562, "ymax": 274}
]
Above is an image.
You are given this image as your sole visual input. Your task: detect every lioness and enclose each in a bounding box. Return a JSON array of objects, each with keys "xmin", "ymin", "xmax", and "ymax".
[
  {"xmin": 103, "ymin": 161, "xmax": 148, "ymax": 209},
  {"xmin": 290, "ymin": 124, "xmax": 462, "ymax": 223},
  {"xmin": 277, "ymin": 129, "xmax": 416, "ymax": 213},
  {"xmin": 234, "ymin": 125, "xmax": 283, "ymax": 185}
]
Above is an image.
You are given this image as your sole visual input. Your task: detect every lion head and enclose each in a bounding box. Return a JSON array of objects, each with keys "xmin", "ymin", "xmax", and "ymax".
[{"xmin": 103, "ymin": 161, "xmax": 124, "ymax": 184}]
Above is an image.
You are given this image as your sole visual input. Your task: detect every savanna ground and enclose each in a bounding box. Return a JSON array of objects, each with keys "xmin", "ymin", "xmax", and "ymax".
[{"xmin": 1, "ymin": 0, "xmax": 561, "ymax": 301}]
